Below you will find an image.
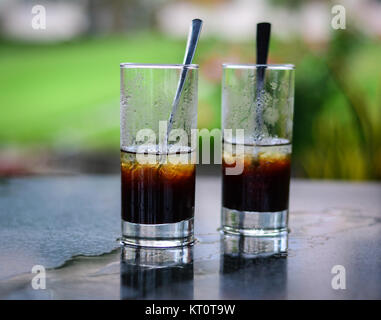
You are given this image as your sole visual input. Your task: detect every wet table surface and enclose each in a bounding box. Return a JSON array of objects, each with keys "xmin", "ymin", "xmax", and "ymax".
[{"xmin": 0, "ymin": 174, "xmax": 380, "ymax": 299}]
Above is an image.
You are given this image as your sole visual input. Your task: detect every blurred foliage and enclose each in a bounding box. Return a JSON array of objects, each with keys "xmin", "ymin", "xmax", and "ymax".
[
  {"xmin": 0, "ymin": 28, "xmax": 380, "ymax": 180},
  {"xmin": 295, "ymin": 30, "xmax": 381, "ymax": 180},
  {"xmin": 269, "ymin": 0, "xmax": 305, "ymax": 9}
]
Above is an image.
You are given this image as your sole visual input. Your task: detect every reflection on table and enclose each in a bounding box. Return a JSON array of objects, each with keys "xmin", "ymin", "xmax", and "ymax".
[
  {"xmin": 120, "ymin": 245, "xmax": 194, "ymax": 299},
  {"xmin": 219, "ymin": 233, "xmax": 288, "ymax": 299}
]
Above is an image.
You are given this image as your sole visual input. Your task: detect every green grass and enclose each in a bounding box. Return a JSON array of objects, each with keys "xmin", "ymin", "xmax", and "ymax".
[{"xmin": 0, "ymin": 34, "xmax": 188, "ymax": 149}]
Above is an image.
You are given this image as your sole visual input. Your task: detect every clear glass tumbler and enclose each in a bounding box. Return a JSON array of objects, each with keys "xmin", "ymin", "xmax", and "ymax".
[
  {"xmin": 221, "ymin": 64, "xmax": 295, "ymax": 236},
  {"xmin": 120, "ymin": 63, "xmax": 198, "ymax": 247}
]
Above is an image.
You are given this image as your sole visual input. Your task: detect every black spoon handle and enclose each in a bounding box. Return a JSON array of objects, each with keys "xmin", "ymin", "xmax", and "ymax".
[
  {"xmin": 256, "ymin": 22, "xmax": 271, "ymax": 65},
  {"xmin": 254, "ymin": 22, "xmax": 271, "ymax": 140}
]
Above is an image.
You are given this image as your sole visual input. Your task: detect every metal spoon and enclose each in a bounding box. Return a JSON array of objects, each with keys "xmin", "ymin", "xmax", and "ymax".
[{"xmin": 166, "ymin": 18, "xmax": 203, "ymax": 141}]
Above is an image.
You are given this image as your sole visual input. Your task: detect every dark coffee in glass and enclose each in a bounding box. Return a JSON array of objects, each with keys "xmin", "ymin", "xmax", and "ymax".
[{"xmin": 121, "ymin": 149, "xmax": 195, "ymax": 224}]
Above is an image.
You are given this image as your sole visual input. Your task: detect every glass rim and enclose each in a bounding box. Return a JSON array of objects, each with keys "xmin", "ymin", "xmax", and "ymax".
[
  {"xmin": 120, "ymin": 63, "xmax": 199, "ymax": 69},
  {"xmin": 222, "ymin": 63, "xmax": 295, "ymax": 70}
]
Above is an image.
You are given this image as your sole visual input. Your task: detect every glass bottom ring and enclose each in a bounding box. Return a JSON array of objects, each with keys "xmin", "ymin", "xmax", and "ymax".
[
  {"xmin": 221, "ymin": 207, "xmax": 288, "ymax": 236},
  {"xmin": 121, "ymin": 218, "xmax": 194, "ymax": 248}
]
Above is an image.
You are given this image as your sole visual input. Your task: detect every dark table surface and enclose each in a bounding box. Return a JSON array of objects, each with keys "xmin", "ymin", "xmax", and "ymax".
[{"xmin": 0, "ymin": 174, "xmax": 380, "ymax": 299}]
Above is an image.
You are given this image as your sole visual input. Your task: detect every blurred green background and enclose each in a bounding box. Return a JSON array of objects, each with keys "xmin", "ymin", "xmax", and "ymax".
[{"xmin": 0, "ymin": 0, "xmax": 380, "ymax": 179}]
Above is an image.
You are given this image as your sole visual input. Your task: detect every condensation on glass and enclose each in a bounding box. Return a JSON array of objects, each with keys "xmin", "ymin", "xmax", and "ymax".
[
  {"xmin": 120, "ymin": 63, "xmax": 198, "ymax": 247},
  {"xmin": 221, "ymin": 64, "xmax": 295, "ymax": 240}
]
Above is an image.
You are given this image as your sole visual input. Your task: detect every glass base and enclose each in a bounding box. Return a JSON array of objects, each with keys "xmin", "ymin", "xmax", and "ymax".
[
  {"xmin": 121, "ymin": 245, "xmax": 193, "ymax": 266},
  {"xmin": 221, "ymin": 207, "xmax": 288, "ymax": 236},
  {"xmin": 222, "ymin": 232, "xmax": 288, "ymax": 257},
  {"xmin": 121, "ymin": 218, "xmax": 194, "ymax": 248}
]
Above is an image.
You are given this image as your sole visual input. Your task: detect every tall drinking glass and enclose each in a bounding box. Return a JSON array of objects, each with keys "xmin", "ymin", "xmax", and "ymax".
[
  {"xmin": 221, "ymin": 64, "xmax": 294, "ymax": 236},
  {"xmin": 120, "ymin": 63, "xmax": 198, "ymax": 247}
]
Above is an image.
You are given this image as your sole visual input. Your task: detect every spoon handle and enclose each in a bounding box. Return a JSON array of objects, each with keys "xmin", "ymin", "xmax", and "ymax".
[
  {"xmin": 167, "ymin": 19, "xmax": 203, "ymax": 136},
  {"xmin": 183, "ymin": 19, "xmax": 203, "ymax": 65},
  {"xmin": 256, "ymin": 22, "xmax": 271, "ymax": 65},
  {"xmin": 256, "ymin": 22, "xmax": 271, "ymax": 89}
]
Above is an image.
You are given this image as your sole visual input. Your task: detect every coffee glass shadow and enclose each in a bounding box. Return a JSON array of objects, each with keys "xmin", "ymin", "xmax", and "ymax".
[{"xmin": 120, "ymin": 246, "xmax": 194, "ymax": 300}]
